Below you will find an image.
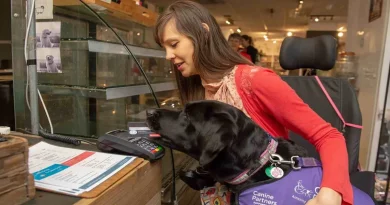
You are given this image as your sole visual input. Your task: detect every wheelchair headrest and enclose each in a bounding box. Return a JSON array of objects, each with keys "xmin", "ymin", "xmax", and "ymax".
[{"xmin": 279, "ymin": 35, "xmax": 337, "ymax": 71}]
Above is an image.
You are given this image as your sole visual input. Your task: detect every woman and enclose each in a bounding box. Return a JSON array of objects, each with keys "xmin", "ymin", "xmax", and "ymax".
[
  {"xmin": 241, "ymin": 34, "xmax": 259, "ymax": 64},
  {"xmin": 228, "ymin": 33, "xmax": 251, "ymax": 61},
  {"xmin": 154, "ymin": 1, "xmax": 351, "ymax": 205}
]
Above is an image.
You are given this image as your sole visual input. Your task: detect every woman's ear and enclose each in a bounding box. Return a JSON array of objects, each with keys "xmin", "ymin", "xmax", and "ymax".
[
  {"xmin": 201, "ymin": 23, "xmax": 210, "ymax": 45},
  {"xmin": 202, "ymin": 23, "xmax": 210, "ymax": 32}
]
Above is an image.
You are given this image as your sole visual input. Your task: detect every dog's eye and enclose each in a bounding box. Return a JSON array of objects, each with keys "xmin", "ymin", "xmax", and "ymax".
[{"xmin": 183, "ymin": 112, "xmax": 190, "ymax": 122}]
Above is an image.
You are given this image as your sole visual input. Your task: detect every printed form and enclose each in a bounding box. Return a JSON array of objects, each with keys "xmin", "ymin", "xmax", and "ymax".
[{"xmin": 29, "ymin": 142, "xmax": 136, "ymax": 196}]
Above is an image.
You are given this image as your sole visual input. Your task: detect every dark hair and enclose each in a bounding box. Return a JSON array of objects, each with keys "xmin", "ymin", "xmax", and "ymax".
[
  {"xmin": 228, "ymin": 33, "xmax": 242, "ymax": 40},
  {"xmin": 154, "ymin": 0, "xmax": 252, "ymax": 104},
  {"xmin": 241, "ymin": 35, "xmax": 253, "ymax": 45}
]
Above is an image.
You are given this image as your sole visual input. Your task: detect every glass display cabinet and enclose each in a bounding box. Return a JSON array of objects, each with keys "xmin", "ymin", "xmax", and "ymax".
[{"xmin": 11, "ymin": 0, "xmax": 199, "ymax": 204}]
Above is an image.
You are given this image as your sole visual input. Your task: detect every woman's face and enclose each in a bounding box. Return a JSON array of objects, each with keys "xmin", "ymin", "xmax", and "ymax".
[
  {"xmin": 161, "ymin": 20, "xmax": 197, "ymax": 77},
  {"xmin": 228, "ymin": 37, "xmax": 240, "ymax": 51},
  {"xmin": 241, "ymin": 39, "xmax": 250, "ymax": 47}
]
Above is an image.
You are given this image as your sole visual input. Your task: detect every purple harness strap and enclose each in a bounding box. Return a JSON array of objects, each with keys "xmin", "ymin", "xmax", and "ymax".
[{"xmin": 297, "ymin": 157, "xmax": 322, "ymax": 168}]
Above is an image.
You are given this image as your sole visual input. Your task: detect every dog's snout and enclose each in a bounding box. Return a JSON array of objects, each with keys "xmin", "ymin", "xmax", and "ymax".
[{"xmin": 146, "ymin": 109, "xmax": 158, "ymax": 118}]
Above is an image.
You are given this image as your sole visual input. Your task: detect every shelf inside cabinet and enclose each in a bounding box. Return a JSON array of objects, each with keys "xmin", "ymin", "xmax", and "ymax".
[
  {"xmin": 61, "ymin": 39, "xmax": 166, "ymax": 58},
  {"xmin": 53, "ymin": 0, "xmax": 158, "ymax": 27},
  {"xmin": 37, "ymin": 81, "xmax": 177, "ymax": 100},
  {"xmin": 88, "ymin": 40, "xmax": 165, "ymax": 57}
]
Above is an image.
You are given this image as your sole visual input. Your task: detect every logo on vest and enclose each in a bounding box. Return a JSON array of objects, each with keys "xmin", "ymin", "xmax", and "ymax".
[
  {"xmin": 292, "ymin": 180, "xmax": 320, "ymax": 204},
  {"xmin": 251, "ymin": 191, "xmax": 277, "ymax": 205}
]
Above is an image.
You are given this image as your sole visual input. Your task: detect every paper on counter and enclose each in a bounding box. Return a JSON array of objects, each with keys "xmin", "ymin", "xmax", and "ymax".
[{"xmin": 29, "ymin": 142, "xmax": 137, "ymax": 196}]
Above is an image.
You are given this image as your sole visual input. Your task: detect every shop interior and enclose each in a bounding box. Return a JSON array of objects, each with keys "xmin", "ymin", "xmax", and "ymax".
[{"xmin": 1, "ymin": 0, "xmax": 390, "ymax": 204}]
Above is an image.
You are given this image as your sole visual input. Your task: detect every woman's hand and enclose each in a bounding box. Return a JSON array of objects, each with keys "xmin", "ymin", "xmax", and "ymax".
[{"xmin": 306, "ymin": 187, "xmax": 342, "ymax": 205}]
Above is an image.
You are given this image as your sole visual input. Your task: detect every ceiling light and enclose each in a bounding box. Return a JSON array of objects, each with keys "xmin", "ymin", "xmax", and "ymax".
[
  {"xmin": 230, "ymin": 29, "xmax": 234, "ymax": 33},
  {"xmin": 357, "ymin": 31, "xmax": 365, "ymax": 35},
  {"xmin": 226, "ymin": 20, "xmax": 231, "ymax": 25},
  {"xmin": 273, "ymin": 40, "xmax": 276, "ymax": 44},
  {"xmin": 287, "ymin": 32, "xmax": 293, "ymax": 36},
  {"xmin": 338, "ymin": 26, "xmax": 344, "ymax": 31},
  {"xmin": 338, "ymin": 32, "xmax": 343, "ymax": 37},
  {"xmin": 265, "ymin": 38, "xmax": 269, "ymax": 41},
  {"xmin": 237, "ymin": 28, "xmax": 241, "ymax": 33},
  {"xmin": 299, "ymin": 0, "xmax": 303, "ymax": 4},
  {"xmin": 315, "ymin": 18, "xmax": 319, "ymax": 22}
]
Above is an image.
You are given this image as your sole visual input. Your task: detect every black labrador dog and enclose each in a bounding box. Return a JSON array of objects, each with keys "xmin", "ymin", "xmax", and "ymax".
[
  {"xmin": 146, "ymin": 100, "xmax": 307, "ymax": 190},
  {"xmin": 145, "ymin": 100, "xmax": 374, "ymax": 205}
]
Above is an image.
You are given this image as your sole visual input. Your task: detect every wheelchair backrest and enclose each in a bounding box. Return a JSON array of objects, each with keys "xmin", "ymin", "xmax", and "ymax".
[{"xmin": 279, "ymin": 35, "xmax": 362, "ymax": 173}]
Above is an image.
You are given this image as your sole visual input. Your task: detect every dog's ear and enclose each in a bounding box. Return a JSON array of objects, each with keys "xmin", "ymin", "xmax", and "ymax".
[
  {"xmin": 199, "ymin": 136, "xmax": 226, "ymax": 166},
  {"xmin": 199, "ymin": 124, "xmax": 235, "ymax": 166}
]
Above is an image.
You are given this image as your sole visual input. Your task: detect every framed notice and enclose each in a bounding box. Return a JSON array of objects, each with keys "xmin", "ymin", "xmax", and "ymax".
[{"xmin": 369, "ymin": 0, "xmax": 383, "ymax": 22}]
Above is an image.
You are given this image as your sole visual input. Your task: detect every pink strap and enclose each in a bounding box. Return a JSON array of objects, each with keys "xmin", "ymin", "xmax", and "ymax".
[{"xmin": 314, "ymin": 76, "xmax": 363, "ymax": 130}]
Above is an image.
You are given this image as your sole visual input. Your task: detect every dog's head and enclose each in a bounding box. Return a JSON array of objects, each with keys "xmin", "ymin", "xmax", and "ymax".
[
  {"xmin": 146, "ymin": 100, "xmax": 270, "ymax": 180},
  {"xmin": 46, "ymin": 55, "xmax": 54, "ymax": 63},
  {"xmin": 42, "ymin": 29, "xmax": 51, "ymax": 37}
]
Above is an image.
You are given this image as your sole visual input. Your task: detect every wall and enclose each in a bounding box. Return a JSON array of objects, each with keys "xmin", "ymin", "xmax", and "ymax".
[
  {"xmin": 307, "ymin": 22, "xmax": 340, "ymax": 31},
  {"xmin": 253, "ymin": 40, "xmax": 282, "ymax": 56},
  {"xmin": 346, "ymin": 0, "xmax": 390, "ymax": 170}
]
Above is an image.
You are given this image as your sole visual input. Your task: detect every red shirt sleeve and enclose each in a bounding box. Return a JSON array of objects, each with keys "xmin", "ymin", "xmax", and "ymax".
[
  {"xmin": 251, "ymin": 69, "xmax": 353, "ymax": 205},
  {"xmin": 240, "ymin": 51, "xmax": 252, "ymax": 61}
]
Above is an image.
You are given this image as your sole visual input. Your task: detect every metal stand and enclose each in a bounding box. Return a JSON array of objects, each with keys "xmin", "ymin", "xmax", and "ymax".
[{"xmin": 26, "ymin": 0, "xmax": 39, "ymax": 135}]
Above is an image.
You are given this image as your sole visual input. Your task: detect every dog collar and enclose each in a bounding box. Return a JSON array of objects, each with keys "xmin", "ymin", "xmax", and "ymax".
[{"xmin": 226, "ymin": 135, "xmax": 278, "ymax": 185}]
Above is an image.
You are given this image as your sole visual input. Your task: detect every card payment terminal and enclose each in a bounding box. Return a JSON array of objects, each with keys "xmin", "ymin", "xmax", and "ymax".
[{"xmin": 97, "ymin": 129, "xmax": 165, "ymax": 161}]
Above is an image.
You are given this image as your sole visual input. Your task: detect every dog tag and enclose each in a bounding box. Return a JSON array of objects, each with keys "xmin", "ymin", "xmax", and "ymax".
[
  {"xmin": 265, "ymin": 166, "xmax": 284, "ymax": 179},
  {"xmin": 265, "ymin": 166, "xmax": 274, "ymax": 178}
]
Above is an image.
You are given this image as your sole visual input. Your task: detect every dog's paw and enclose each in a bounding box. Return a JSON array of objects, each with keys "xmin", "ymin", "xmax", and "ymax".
[{"xmin": 179, "ymin": 169, "xmax": 216, "ymax": 191}]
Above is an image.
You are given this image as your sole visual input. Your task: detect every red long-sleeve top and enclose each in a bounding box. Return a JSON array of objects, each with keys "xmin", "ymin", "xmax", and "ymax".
[{"xmin": 235, "ymin": 65, "xmax": 353, "ymax": 205}]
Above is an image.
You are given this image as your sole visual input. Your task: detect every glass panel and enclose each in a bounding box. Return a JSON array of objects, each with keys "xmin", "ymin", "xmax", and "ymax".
[
  {"xmin": 37, "ymin": 90, "xmax": 180, "ymax": 138},
  {"xmin": 35, "ymin": 13, "xmax": 171, "ymax": 88},
  {"xmin": 374, "ymin": 72, "xmax": 390, "ymax": 203}
]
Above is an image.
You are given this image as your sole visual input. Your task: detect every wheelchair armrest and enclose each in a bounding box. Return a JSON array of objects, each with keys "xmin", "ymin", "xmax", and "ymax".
[{"xmin": 350, "ymin": 171, "xmax": 376, "ymax": 201}]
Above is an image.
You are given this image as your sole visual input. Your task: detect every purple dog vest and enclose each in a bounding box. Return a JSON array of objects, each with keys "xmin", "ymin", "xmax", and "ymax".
[{"xmin": 238, "ymin": 164, "xmax": 374, "ymax": 205}]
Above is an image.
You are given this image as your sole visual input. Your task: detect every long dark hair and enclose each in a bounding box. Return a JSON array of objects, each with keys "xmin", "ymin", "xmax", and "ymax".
[
  {"xmin": 241, "ymin": 35, "xmax": 253, "ymax": 46},
  {"xmin": 154, "ymin": 0, "xmax": 252, "ymax": 104}
]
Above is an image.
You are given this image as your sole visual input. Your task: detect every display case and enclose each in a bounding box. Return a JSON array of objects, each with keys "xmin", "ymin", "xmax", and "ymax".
[{"xmin": 11, "ymin": 0, "xmax": 199, "ymax": 204}]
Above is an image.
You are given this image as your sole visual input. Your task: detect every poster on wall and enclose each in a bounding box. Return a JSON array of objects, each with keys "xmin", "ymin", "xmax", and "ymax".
[
  {"xmin": 369, "ymin": 0, "xmax": 383, "ymax": 22},
  {"xmin": 35, "ymin": 0, "xmax": 53, "ymax": 20},
  {"xmin": 36, "ymin": 22, "xmax": 61, "ymax": 48},
  {"xmin": 36, "ymin": 48, "xmax": 62, "ymax": 73},
  {"xmin": 35, "ymin": 22, "xmax": 62, "ymax": 73}
]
